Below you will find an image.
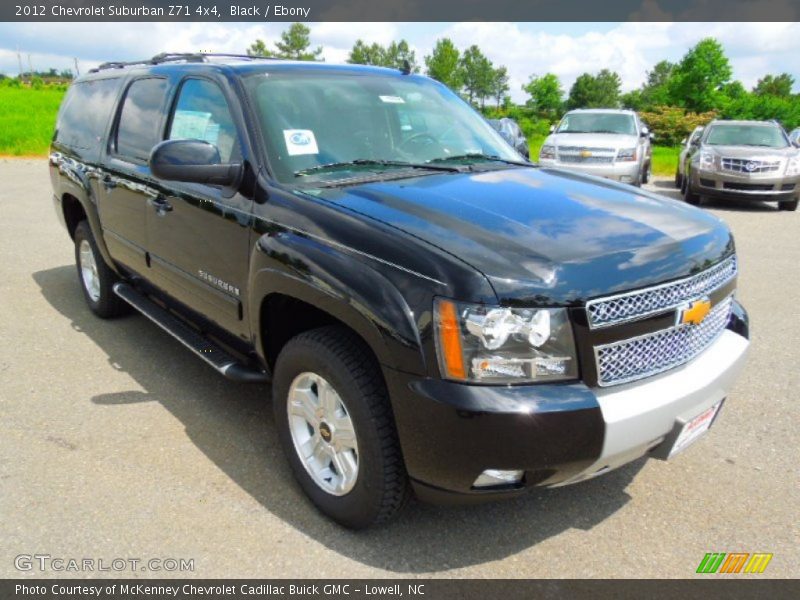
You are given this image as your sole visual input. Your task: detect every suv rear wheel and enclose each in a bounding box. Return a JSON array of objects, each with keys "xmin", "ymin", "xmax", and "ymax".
[
  {"xmin": 74, "ymin": 221, "xmax": 127, "ymax": 318},
  {"xmin": 272, "ymin": 326, "xmax": 409, "ymax": 528}
]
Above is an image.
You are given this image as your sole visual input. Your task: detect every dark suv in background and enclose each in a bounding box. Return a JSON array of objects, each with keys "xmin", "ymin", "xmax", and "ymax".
[{"xmin": 50, "ymin": 54, "xmax": 749, "ymax": 528}]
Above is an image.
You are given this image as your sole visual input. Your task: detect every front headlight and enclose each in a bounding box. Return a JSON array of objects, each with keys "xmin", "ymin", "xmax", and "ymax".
[
  {"xmin": 700, "ymin": 151, "xmax": 716, "ymax": 169},
  {"xmin": 433, "ymin": 299, "xmax": 578, "ymax": 384},
  {"xmin": 616, "ymin": 147, "xmax": 637, "ymax": 162},
  {"xmin": 786, "ymin": 156, "xmax": 800, "ymax": 176},
  {"xmin": 539, "ymin": 144, "xmax": 556, "ymax": 160}
]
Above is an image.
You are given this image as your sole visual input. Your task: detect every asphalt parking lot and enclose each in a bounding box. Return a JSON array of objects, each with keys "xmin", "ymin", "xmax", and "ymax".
[{"xmin": 1, "ymin": 159, "xmax": 797, "ymax": 578}]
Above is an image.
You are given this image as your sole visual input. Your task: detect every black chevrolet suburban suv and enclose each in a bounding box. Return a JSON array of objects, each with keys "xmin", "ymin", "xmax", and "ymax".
[{"xmin": 50, "ymin": 54, "xmax": 750, "ymax": 528}]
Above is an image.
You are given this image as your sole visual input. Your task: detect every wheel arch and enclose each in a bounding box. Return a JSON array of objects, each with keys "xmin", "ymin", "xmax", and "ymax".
[
  {"xmin": 249, "ymin": 232, "xmax": 427, "ymax": 376},
  {"xmin": 51, "ymin": 154, "xmax": 119, "ymax": 274}
]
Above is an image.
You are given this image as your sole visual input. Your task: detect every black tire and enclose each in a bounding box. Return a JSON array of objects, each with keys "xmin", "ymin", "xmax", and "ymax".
[
  {"xmin": 273, "ymin": 326, "xmax": 409, "ymax": 529},
  {"xmin": 642, "ymin": 161, "xmax": 651, "ymax": 185},
  {"xmin": 674, "ymin": 170, "xmax": 683, "ymax": 189},
  {"xmin": 779, "ymin": 198, "xmax": 798, "ymax": 211},
  {"xmin": 683, "ymin": 174, "xmax": 701, "ymax": 206},
  {"xmin": 74, "ymin": 221, "xmax": 127, "ymax": 318}
]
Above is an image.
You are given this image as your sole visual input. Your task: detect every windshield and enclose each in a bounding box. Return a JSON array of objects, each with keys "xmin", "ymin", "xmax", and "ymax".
[
  {"xmin": 244, "ymin": 71, "xmax": 521, "ymax": 183},
  {"xmin": 705, "ymin": 124, "xmax": 788, "ymax": 148},
  {"xmin": 556, "ymin": 112, "xmax": 637, "ymax": 135}
]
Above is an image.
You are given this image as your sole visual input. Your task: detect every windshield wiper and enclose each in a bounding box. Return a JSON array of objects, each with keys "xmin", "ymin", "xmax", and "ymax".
[
  {"xmin": 294, "ymin": 159, "xmax": 462, "ymax": 177},
  {"xmin": 428, "ymin": 153, "xmax": 531, "ymax": 167}
]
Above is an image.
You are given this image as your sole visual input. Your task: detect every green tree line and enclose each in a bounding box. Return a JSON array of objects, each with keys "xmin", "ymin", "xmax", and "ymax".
[{"xmin": 245, "ymin": 26, "xmax": 799, "ymax": 144}]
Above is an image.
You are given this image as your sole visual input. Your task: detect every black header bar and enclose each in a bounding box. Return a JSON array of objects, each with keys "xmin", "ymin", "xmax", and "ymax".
[{"xmin": 5, "ymin": 0, "xmax": 800, "ymax": 22}]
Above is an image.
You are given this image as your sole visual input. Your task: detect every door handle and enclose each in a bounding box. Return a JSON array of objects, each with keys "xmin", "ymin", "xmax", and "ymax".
[{"xmin": 150, "ymin": 196, "xmax": 173, "ymax": 214}]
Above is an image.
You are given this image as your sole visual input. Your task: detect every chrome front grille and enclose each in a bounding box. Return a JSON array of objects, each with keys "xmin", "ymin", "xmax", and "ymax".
[
  {"xmin": 558, "ymin": 146, "xmax": 616, "ymax": 164},
  {"xmin": 586, "ymin": 256, "xmax": 737, "ymax": 329},
  {"xmin": 595, "ymin": 296, "xmax": 734, "ymax": 387},
  {"xmin": 721, "ymin": 157, "xmax": 781, "ymax": 174},
  {"xmin": 559, "ymin": 155, "xmax": 614, "ymax": 164}
]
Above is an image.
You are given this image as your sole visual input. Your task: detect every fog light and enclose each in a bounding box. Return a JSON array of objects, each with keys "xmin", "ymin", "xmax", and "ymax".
[{"xmin": 473, "ymin": 469, "xmax": 524, "ymax": 488}]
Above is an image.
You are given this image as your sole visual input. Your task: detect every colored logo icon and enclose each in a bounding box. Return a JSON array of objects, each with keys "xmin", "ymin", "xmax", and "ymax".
[{"xmin": 696, "ymin": 552, "xmax": 773, "ymax": 574}]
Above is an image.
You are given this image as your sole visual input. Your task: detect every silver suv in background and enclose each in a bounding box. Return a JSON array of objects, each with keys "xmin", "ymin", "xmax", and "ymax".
[
  {"xmin": 682, "ymin": 120, "xmax": 799, "ymax": 211},
  {"xmin": 538, "ymin": 109, "xmax": 652, "ymax": 186}
]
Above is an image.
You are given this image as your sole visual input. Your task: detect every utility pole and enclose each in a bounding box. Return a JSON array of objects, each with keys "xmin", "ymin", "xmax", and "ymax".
[{"xmin": 27, "ymin": 54, "xmax": 34, "ymax": 79}]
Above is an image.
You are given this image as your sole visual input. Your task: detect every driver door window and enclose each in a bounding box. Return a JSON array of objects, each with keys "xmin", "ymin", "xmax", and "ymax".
[{"xmin": 168, "ymin": 79, "xmax": 240, "ymax": 162}]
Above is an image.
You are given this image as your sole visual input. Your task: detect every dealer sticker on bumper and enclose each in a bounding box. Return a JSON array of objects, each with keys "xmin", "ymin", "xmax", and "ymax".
[{"xmin": 669, "ymin": 401, "xmax": 723, "ymax": 458}]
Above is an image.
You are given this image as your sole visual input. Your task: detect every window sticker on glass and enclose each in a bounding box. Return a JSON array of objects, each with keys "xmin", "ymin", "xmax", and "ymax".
[
  {"xmin": 171, "ymin": 110, "xmax": 221, "ymax": 145},
  {"xmin": 379, "ymin": 95, "xmax": 405, "ymax": 104},
  {"xmin": 283, "ymin": 129, "xmax": 319, "ymax": 156}
]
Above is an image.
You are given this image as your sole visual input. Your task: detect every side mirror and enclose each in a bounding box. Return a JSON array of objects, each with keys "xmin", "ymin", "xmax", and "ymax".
[
  {"xmin": 150, "ymin": 139, "xmax": 242, "ymax": 187},
  {"xmin": 649, "ymin": 133, "xmax": 655, "ymax": 141},
  {"xmin": 549, "ymin": 124, "xmax": 556, "ymax": 133},
  {"xmin": 640, "ymin": 126, "xmax": 649, "ymax": 137}
]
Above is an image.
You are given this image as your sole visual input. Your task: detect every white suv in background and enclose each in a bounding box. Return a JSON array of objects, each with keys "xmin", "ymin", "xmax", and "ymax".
[{"xmin": 538, "ymin": 109, "xmax": 653, "ymax": 186}]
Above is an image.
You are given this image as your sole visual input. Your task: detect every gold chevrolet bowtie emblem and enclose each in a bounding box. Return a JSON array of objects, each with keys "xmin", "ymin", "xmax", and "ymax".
[
  {"xmin": 580, "ymin": 150, "xmax": 593, "ymax": 158},
  {"xmin": 679, "ymin": 298, "xmax": 712, "ymax": 326}
]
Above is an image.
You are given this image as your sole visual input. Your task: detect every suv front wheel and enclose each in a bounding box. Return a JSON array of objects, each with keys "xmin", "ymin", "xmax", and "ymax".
[
  {"xmin": 779, "ymin": 198, "xmax": 798, "ymax": 211},
  {"xmin": 683, "ymin": 173, "xmax": 702, "ymax": 206},
  {"xmin": 273, "ymin": 326, "xmax": 409, "ymax": 528}
]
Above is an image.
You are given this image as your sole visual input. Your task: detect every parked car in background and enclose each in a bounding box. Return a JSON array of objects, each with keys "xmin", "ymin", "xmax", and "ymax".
[
  {"xmin": 538, "ymin": 109, "xmax": 652, "ymax": 186},
  {"xmin": 488, "ymin": 117, "xmax": 529, "ymax": 158},
  {"xmin": 675, "ymin": 126, "xmax": 704, "ymax": 189},
  {"xmin": 789, "ymin": 127, "xmax": 800, "ymax": 146},
  {"xmin": 681, "ymin": 119, "xmax": 799, "ymax": 211}
]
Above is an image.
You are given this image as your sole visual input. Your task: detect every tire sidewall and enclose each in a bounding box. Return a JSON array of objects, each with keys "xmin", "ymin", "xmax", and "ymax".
[
  {"xmin": 273, "ymin": 336, "xmax": 389, "ymax": 528},
  {"xmin": 74, "ymin": 222, "xmax": 104, "ymax": 313}
]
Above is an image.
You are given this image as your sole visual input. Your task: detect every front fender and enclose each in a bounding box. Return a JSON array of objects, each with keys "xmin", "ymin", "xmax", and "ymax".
[{"xmin": 248, "ymin": 230, "xmax": 427, "ymax": 374}]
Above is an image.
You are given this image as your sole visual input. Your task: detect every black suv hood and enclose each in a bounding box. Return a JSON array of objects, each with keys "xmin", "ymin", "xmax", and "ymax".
[{"xmin": 315, "ymin": 167, "xmax": 734, "ymax": 304}]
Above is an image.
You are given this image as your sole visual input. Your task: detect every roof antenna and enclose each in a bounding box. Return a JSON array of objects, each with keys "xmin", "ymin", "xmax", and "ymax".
[{"xmin": 400, "ymin": 59, "xmax": 411, "ymax": 75}]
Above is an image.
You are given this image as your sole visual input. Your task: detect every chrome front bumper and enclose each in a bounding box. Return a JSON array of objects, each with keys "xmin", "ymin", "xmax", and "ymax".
[
  {"xmin": 694, "ymin": 169, "xmax": 798, "ymax": 197},
  {"xmin": 540, "ymin": 158, "xmax": 641, "ymax": 182},
  {"xmin": 556, "ymin": 329, "xmax": 749, "ymax": 486}
]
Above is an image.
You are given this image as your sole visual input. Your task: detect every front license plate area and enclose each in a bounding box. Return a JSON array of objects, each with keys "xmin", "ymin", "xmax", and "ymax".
[{"xmin": 668, "ymin": 401, "xmax": 723, "ymax": 458}]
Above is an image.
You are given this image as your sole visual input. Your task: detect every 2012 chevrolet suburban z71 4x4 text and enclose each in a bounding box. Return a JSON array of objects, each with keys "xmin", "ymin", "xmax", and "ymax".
[{"xmin": 50, "ymin": 54, "xmax": 750, "ymax": 528}]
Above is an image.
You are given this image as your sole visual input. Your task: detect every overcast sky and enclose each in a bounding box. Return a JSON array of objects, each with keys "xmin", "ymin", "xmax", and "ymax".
[{"xmin": 0, "ymin": 22, "xmax": 797, "ymax": 102}]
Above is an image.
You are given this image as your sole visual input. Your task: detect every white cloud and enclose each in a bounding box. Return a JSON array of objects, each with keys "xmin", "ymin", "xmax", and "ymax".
[{"xmin": 0, "ymin": 21, "xmax": 797, "ymax": 102}]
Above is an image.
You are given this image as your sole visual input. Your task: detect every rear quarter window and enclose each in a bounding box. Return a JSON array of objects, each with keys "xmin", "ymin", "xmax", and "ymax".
[{"xmin": 55, "ymin": 78, "xmax": 121, "ymax": 150}]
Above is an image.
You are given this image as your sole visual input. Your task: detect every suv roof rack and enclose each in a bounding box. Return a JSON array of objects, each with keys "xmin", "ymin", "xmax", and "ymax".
[{"xmin": 89, "ymin": 52, "xmax": 279, "ymax": 73}]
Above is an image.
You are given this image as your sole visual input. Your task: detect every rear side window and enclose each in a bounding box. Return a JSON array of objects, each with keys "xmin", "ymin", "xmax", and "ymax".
[
  {"xmin": 55, "ymin": 79, "xmax": 121, "ymax": 150},
  {"xmin": 115, "ymin": 78, "xmax": 169, "ymax": 162}
]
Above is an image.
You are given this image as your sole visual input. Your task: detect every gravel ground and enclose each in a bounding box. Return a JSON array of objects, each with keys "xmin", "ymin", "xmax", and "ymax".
[{"xmin": 0, "ymin": 159, "xmax": 797, "ymax": 579}]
